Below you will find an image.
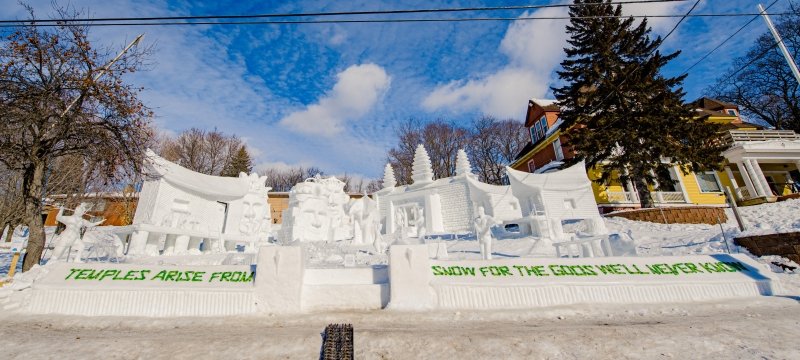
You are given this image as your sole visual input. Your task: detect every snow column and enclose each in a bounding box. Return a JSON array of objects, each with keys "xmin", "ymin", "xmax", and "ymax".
[
  {"xmin": 382, "ymin": 163, "xmax": 397, "ymax": 189},
  {"xmin": 254, "ymin": 246, "xmax": 304, "ymax": 312},
  {"xmin": 388, "ymin": 244, "xmax": 435, "ymax": 309},
  {"xmin": 411, "ymin": 144, "xmax": 434, "ymax": 186},
  {"xmin": 455, "ymin": 149, "xmax": 473, "ymax": 177}
]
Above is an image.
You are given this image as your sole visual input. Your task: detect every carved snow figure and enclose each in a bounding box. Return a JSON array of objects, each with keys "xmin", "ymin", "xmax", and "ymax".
[
  {"xmin": 349, "ymin": 194, "xmax": 383, "ymax": 248},
  {"xmin": 474, "ymin": 206, "xmax": 497, "ymax": 260},
  {"xmin": 239, "ymin": 173, "xmax": 272, "ymax": 251},
  {"xmin": 281, "ymin": 175, "xmax": 352, "ymax": 243},
  {"xmin": 51, "ymin": 203, "xmax": 105, "ymax": 262},
  {"xmin": 410, "ymin": 206, "xmax": 426, "ymax": 239}
]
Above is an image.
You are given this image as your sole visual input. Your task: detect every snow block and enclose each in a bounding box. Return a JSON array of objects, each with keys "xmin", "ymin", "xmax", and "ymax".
[
  {"xmin": 390, "ymin": 253, "xmax": 782, "ymax": 310},
  {"xmin": 388, "ymin": 245, "xmax": 435, "ymax": 310},
  {"xmin": 254, "ymin": 245, "xmax": 304, "ymax": 313}
]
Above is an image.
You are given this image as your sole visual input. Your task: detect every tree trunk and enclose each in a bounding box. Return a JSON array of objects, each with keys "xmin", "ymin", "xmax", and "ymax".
[
  {"xmin": 633, "ymin": 177, "xmax": 655, "ymax": 209},
  {"xmin": 21, "ymin": 160, "xmax": 46, "ymax": 272}
]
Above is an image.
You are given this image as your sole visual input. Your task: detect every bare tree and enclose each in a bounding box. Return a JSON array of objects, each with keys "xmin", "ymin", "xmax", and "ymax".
[
  {"xmin": 708, "ymin": 4, "xmax": 800, "ymax": 132},
  {"xmin": 0, "ymin": 6, "xmax": 154, "ymax": 270},
  {"xmin": 387, "ymin": 119, "xmax": 468, "ymax": 185},
  {"xmin": 469, "ymin": 117, "xmax": 528, "ymax": 185},
  {"xmin": 260, "ymin": 166, "xmax": 324, "ymax": 192},
  {"xmin": 156, "ymin": 128, "xmax": 244, "ymax": 176}
]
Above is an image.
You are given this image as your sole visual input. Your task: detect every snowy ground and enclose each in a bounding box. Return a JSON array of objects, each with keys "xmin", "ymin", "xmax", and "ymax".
[
  {"xmin": 0, "ymin": 297, "xmax": 797, "ymax": 359},
  {"xmin": 0, "ymin": 200, "xmax": 799, "ymax": 358}
]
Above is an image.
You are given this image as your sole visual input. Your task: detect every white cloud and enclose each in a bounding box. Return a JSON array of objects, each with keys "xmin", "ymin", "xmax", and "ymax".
[
  {"xmin": 279, "ymin": 63, "xmax": 391, "ymax": 136},
  {"xmin": 422, "ymin": 7, "xmax": 570, "ymax": 118}
]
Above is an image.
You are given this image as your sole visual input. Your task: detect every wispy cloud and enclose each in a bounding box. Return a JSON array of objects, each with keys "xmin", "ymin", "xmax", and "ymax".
[
  {"xmin": 422, "ymin": 7, "xmax": 570, "ymax": 118},
  {"xmin": 279, "ymin": 63, "xmax": 391, "ymax": 136}
]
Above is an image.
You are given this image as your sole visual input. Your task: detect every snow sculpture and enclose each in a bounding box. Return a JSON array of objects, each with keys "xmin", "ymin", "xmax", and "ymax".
[
  {"xmin": 411, "ymin": 144, "xmax": 434, "ymax": 185},
  {"xmin": 455, "ymin": 149, "xmax": 472, "ymax": 177},
  {"xmin": 349, "ymin": 194, "xmax": 383, "ymax": 250},
  {"xmin": 281, "ymin": 175, "xmax": 352, "ymax": 243},
  {"xmin": 473, "ymin": 206, "xmax": 497, "ymax": 260},
  {"xmin": 382, "ymin": 163, "xmax": 396, "ymax": 189},
  {"xmin": 239, "ymin": 173, "xmax": 272, "ymax": 251},
  {"xmin": 374, "ymin": 145, "xmax": 521, "ymax": 236},
  {"xmin": 505, "ymin": 161, "xmax": 608, "ymax": 241},
  {"xmin": 126, "ymin": 150, "xmax": 272, "ymax": 256},
  {"xmin": 51, "ymin": 204, "xmax": 105, "ymax": 262}
]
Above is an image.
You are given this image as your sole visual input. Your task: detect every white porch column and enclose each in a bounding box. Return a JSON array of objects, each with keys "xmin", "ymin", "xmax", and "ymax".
[
  {"xmin": 749, "ymin": 159, "xmax": 773, "ymax": 196},
  {"xmin": 724, "ymin": 166, "xmax": 739, "ymax": 189},
  {"xmin": 736, "ymin": 162, "xmax": 758, "ymax": 198},
  {"xmin": 743, "ymin": 160, "xmax": 767, "ymax": 197}
]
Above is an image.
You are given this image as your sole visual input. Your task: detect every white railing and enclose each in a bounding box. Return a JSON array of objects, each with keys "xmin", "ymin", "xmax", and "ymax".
[
  {"xmin": 606, "ymin": 191, "xmax": 635, "ymax": 203},
  {"xmin": 724, "ymin": 130, "xmax": 800, "ymax": 145},
  {"xmin": 653, "ymin": 191, "xmax": 686, "ymax": 203}
]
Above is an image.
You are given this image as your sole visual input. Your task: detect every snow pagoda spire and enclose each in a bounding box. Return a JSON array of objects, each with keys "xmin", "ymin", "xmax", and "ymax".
[
  {"xmin": 411, "ymin": 144, "xmax": 434, "ymax": 185},
  {"xmin": 455, "ymin": 149, "xmax": 473, "ymax": 177},
  {"xmin": 382, "ymin": 163, "xmax": 397, "ymax": 189}
]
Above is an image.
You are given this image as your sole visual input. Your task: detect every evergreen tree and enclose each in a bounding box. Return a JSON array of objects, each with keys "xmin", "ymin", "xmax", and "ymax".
[
  {"xmin": 222, "ymin": 146, "xmax": 253, "ymax": 177},
  {"xmin": 552, "ymin": 0, "xmax": 725, "ymax": 208}
]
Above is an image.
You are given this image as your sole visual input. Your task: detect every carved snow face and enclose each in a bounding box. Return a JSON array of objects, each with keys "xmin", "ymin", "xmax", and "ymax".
[
  {"xmin": 240, "ymin": 193, "xmax": 268, "ymax": 235},
  {"xmin": 297, "ymin": 197, "xmax": 330, "ymax": 241}
]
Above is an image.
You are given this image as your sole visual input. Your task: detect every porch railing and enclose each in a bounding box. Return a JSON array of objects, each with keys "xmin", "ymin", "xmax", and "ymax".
[
  {"xmin": 654, "ymin": 191, "xmax": 686, "ymax": 203},
  {"xmin": 734, "ymin": 186, "xmax": 753, "ymax": 201},
  {"xmin": 723, "ymin": 130, "xmax": 800, "ymax": 146},
  {"xmin": 606, "ymin": 191, "xmax": 635, "ymax": 203}
]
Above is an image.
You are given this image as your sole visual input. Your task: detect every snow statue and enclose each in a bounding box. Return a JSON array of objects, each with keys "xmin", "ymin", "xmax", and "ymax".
[
  {"xmin": 411, "ymin": 144, "xmax": 434, "ymax": 186},
  {"xmin": 473, "ymin": 206, "xmax": 497, "ymax": 260},
  {"xmin": 382, "ymin": 163, "xmax": 396, "ymax": 189},
  {"xmin": 348, "ymin": 194, "xmax": 384, "ymax": 252},
  {"xmin": 455, "ymin": 149, "xmax": 473, "ymax": 177},
  {"xmin": 281, "ymin": 175, "xmax": 352, "ymax": 243},
  {"xmin": 51, "ymin": 203, "xmax": 105, "ymax": 262},
  {"xmin": 239, "ymin": 173, "xmax": 272, "ymax": 251},
  {"xmin": 374, "ymin": 145, "xmax": 520, "ymax": 236},
  {"xmin": 126, "ymin": 150, "xmax": 273, "ymax": 256}
]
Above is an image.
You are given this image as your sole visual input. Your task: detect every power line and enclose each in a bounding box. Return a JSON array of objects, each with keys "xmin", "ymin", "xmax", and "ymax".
[
  {"xmin": 680, "ymin": 0, "xmax": 780, "ymax": 76},
  {"xmin": 0, "ymin": 12, "xmax": 793, "ymax": 28},
  {"xmin": 720, "ymin": 38, "xmax": 784, "ymax": 84},
  {"xmin": 0, "ymin": 0, "xmax": 687, "ymax": 24}
]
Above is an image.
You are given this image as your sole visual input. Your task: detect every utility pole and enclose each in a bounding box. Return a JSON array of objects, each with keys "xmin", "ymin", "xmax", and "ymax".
[{"xmin": 759, "ymin": 4, "xmax": 800, "ymax": 85}]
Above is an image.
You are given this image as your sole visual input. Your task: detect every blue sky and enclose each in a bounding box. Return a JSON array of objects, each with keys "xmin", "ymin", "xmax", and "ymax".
[{"xmin": 1, "ymin": 0, "xmax": 793, "ymax": 179}]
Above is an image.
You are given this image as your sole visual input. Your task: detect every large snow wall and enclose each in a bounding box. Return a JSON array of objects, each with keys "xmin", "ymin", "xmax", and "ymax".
[{"xmin": 389, "ymin": 245, "xmax": 782, "ymax": 310}]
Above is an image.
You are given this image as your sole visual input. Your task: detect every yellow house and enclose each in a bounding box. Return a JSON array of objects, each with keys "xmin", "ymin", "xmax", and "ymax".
[{"xmin": 510, "ymin": 97, "xmax": 800, "ymax": 212}]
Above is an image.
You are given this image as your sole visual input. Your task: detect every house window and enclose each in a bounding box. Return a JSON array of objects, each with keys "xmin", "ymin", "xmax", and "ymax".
[
  {"xmin": 553, "ymin": 138, "xmax": 564, "ymax": 161},
  {"xmin": 695, "ymin": 172, "xmax": 722, "ymax": 193},
  {"xmin": 726, "ymin": 109, "xmax": 737, "ymax": 116},
  {"xmin": 527, "ymin": 160, "xmax": 536, "ymax": 173},
  {"xmin": 530, "ymin": 116, "xmax": 549, "ymax": 143}
]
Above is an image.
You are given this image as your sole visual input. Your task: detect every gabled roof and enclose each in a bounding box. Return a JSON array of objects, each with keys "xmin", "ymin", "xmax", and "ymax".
[
  {"xmin": 691, "ymin": 97, "xmax": 739, "ymax": 112},
  {"xmin": 530, "ymin": 98, "xmax": 560, "ymax": 111}
]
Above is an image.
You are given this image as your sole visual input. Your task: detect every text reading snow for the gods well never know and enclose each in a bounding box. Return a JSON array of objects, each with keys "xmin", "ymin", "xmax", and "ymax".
[{"xmin": 431, "ymin": 261, "xmax": 752, "ymax": 277}]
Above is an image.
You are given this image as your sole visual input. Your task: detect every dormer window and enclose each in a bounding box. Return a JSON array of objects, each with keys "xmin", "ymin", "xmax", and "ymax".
[
  {"xmin": 726, "ymin": 109, "xmax": 737, "ymax": 116},
  {"xmin": 529, "ymin": 116, "xmax": 549, "ymax": 143}
]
